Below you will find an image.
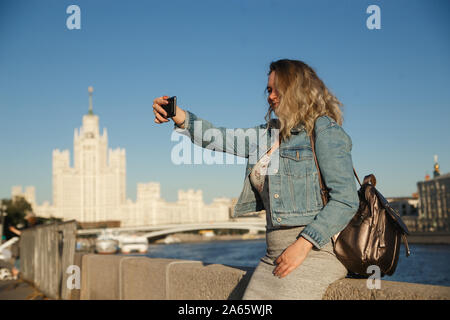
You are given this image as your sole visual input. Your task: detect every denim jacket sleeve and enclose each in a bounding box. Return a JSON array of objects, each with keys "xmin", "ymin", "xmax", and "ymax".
[
  {"xmin": 299, "ymin": 120, "xmax": 359, "ymax": 249},
  {"xmin": 173, "ymin": 110, "xmax": 269, "ymax": 159}
]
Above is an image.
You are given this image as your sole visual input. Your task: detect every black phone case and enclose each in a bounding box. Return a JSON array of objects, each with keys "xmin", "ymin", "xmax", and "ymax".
[{"xmin": 163, "ymin": 96, "xmax": 176, "ymax": 118}]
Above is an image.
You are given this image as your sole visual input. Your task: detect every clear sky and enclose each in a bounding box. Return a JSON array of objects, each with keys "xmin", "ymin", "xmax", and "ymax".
[{"xmin": 1, "ymin": 0, "xmax": 449, "ymax": 205}]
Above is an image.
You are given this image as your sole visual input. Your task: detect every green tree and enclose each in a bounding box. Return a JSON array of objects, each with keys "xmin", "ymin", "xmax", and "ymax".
[{"xmin": 1, "ymin": 196, "xmax": 32, "ymax": 228}]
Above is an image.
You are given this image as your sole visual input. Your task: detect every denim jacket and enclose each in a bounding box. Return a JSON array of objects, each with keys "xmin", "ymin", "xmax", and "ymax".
[{"xmin": 173, "ymin": 110, "xmax": 359, "ymax": 249}]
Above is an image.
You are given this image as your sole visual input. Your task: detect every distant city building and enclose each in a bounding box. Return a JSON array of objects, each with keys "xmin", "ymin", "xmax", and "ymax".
[
  {"xmin": 11, "ymin": 186, "xmax": 36, "ymax": 208},
  {"xmin": 416, "ymin": 157, "xmax": 449, "ymax": 232},
  {"xmin": 386, "ymin": 196, "xmax": 419, "ymax": 217},
  {"xmin": 12, "ymin": 87, "xmax": 231, "ymax": 227},
  {"xmin": 386, "ymin": 195, "xmax": 419, "ymax": 232}
]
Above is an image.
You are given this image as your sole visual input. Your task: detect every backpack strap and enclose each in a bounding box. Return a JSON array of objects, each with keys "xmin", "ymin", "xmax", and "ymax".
[
  {"xmin": 402, "ymin": 234, "xmax": 411, "ymax": 257},
  {"xmin": 362, "ymin": 174, "xmax": 376, "ymax": 187},
  {"xmin": 353, "ymin": 168, "xmax": 362, "ymax": 187}
]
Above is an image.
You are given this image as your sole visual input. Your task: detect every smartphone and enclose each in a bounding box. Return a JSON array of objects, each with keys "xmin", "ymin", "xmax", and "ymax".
[{"xmin": 162, "ymin": 96, "xmax": 177, "ymax": 118}]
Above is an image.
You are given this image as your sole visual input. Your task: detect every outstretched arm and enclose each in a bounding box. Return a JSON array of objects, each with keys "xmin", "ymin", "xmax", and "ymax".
[{"xmin": 152, "ymin": 96, "xmax": 272, "ymax": 159}]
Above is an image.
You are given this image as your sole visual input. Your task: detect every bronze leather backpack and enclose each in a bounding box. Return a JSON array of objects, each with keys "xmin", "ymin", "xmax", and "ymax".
[{"xmin": 310, "ymin": 132, "xmax": 411, "ymax": 277}]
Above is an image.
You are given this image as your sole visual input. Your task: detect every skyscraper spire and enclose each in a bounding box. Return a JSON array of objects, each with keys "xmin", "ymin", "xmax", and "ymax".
[
  {"xmin": 433, "ymin": 154, "xmax": 440, "ymax": 178},
  {"xmin": 88, "ymin": 86, "xmax": 94, "ymax": 115}
]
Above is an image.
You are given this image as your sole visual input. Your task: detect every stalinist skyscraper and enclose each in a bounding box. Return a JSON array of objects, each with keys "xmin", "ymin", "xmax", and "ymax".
[
  {"xmin": 52, "ymin": 87, "xmax": 126, "ymax": 222},
  {"xmin": 13, "ymin": 87, "xmax": 232, "ymax": 227}
]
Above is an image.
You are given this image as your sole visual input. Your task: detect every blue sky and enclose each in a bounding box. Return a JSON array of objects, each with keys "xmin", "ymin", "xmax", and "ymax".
[{"xmin": 0, "ymin": 0, "xmax": 449, "ymax": 205}]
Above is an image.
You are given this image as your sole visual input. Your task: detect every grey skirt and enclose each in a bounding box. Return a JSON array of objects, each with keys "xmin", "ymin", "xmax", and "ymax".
[{"xmin": 242, "ymin": 226, "xmax": 348, "ymax": 300}]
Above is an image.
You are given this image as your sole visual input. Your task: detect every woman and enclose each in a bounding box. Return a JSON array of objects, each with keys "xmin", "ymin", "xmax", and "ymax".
[{"xmin": 152, "ymin": 59, "xmax": 359, "ymax": 299}]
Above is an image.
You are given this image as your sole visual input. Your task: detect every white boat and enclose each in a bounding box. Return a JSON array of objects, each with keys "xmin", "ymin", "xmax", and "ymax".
[
  {"xmin": 162, "ymin": 234, "xmax": 181, "ymax": 244},
  {"xmin": 75, "ymin": 238, "xmax": 91, "ymax": 252},
  {"xmin": 118, "ymin": 234, "xmax": 148, "ymax": 254},
  {"xmin": 0, "ymin": 237, "xmax": 19, "ymax": 260},
  {"xmin": 95, "ymin": 230, "xmax": 119, "ymax": 254}
]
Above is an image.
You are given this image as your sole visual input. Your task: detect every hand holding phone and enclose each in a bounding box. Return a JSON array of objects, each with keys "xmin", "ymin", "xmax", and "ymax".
[
  {"xmin": 162, "ymin": 96, "xmax": 177, "ymax": 118},
  {"xmin": 153, "ymin": 95, "xmax": 185, "ymax": 126}
]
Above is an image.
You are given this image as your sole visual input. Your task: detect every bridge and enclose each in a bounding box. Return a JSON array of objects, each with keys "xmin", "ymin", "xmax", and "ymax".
[{"xmin": 76, "ymin": 219, "xmax": 267, "ymax": 240}]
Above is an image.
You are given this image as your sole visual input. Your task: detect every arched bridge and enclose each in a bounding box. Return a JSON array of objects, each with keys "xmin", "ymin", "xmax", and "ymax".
[
  {"xmin": 140, "ymin": 222, "xmax": 266, "ymax": 239},
  {"xmin": 77, "ymin": 219, "xmax": 267, "ymax": 239}
]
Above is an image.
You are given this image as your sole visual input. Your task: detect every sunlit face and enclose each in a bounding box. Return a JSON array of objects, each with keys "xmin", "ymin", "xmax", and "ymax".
[{"xmin": 267, "ymin": 71, "xmax": 280, "ymax": 114}]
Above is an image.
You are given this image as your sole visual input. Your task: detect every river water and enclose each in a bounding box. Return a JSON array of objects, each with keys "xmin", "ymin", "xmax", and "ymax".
[{"xmin": 139, "ymin": 240, "xmax": 450, "ymax": 287}]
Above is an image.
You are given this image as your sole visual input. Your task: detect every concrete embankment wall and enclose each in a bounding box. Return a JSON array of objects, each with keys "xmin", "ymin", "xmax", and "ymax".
[
  {"xmin": 73, "ymin": 253, "xmax": 450, "ymax": 300},
  {"xmin": 406, "ymin": 232, "xmax": 450, "ymax": 245}
]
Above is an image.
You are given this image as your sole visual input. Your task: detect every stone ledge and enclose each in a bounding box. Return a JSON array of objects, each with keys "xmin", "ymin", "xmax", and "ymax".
[
  {"xmin": 78, "ymin": 254, "xmax": 450, "ymax": 300},
  {"xmin": 323, "ymin": 278, "xmax": 450, "ymax": 300}
]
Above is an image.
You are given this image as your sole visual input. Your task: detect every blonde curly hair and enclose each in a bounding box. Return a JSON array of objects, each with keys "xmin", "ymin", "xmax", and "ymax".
[{"xmin": 264, "ymin": 59, "xmax": 344, "ymax": 142}]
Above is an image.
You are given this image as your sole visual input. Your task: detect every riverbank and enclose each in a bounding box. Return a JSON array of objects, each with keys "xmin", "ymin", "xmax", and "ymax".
[
  {"xmin": 152, "ymin": 232, "xmax": 266, "ymax": 244},
  {"xmin": 406, "ymin": 232, "xmax": 450, "ymax": 245},
  {"xmin": 151, "ymin": 232, "xmax": 450, "ymax": 245}
]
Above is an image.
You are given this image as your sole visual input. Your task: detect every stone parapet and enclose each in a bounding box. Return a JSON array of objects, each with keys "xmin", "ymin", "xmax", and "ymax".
[{"xmin": 77, "ymin": 254, "xmax": 450, "ymax": 300}]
